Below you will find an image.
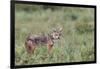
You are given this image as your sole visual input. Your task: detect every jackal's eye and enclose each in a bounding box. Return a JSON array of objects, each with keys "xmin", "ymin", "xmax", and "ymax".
[
  {"xmin": 55, "ymin": 34, "xmax": 58, "ymax": 36},
  {"xmin": 59, "ymin": 33, "xmax": 61, "ymax": 36}
]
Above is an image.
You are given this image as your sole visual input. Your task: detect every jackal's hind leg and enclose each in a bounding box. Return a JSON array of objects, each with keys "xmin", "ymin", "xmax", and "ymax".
[{"xmin": 25, "ymin": 40, "xmax": 36, "ymax": 55}]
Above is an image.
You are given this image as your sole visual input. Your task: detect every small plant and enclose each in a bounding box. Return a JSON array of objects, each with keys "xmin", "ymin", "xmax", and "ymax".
[{"xmin": 75, "ymin": 22, "xmax": 94, "ymax": 33}]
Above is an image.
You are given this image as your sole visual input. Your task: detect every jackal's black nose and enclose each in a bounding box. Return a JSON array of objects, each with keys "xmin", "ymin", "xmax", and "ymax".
[{"xmin": 58, "ymin": 37, "xmax": 60, "ymax": 39}]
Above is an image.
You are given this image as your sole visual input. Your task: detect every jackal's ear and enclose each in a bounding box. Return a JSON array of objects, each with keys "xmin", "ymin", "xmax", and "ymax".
[
  {"xmin": 52, "ymin": 28, "xmax": 57, "ymax": 32},
  {"xmin": 59, "ymin": 27, "xmax": 63, "ymax": 32}
]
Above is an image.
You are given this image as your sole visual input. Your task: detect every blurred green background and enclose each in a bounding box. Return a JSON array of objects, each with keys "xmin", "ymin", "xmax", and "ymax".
[{"xmin": 15, "ymin": 4, "xmax": 95, "ymax": 65}]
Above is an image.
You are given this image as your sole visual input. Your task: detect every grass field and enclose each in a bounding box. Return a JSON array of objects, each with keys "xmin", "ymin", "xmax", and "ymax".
[{"xmin": 15, "ymin": 4, "xmax": 95, "ymax": 65}]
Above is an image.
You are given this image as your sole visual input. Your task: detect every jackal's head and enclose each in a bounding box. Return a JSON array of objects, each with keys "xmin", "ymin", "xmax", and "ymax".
[{"xmin": 50, "ymin": 27, "xmax": 63, "ymax": 40}]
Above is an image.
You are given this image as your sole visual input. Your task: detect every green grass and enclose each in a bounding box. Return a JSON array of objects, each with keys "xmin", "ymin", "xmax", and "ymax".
[{"xmin": 15, "ymin": 4, "xmax": 95, "ymax": 65}]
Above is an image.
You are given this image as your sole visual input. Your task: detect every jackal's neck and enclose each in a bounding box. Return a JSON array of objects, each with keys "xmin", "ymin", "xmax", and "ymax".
[{"xmin": 48, "ymin": 33, "xmax": 54, "ymax": 40}]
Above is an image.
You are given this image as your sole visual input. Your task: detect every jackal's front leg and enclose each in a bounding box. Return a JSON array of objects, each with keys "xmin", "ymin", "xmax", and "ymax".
[{"xmin": 47, "ymin": 44, "xmax": 53, "ymax": 55}]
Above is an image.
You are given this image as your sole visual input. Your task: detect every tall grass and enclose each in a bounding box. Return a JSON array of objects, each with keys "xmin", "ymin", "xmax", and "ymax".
[{"xmin": 15, "ymin": 4, "xmax": 94, "ymax": 65}]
